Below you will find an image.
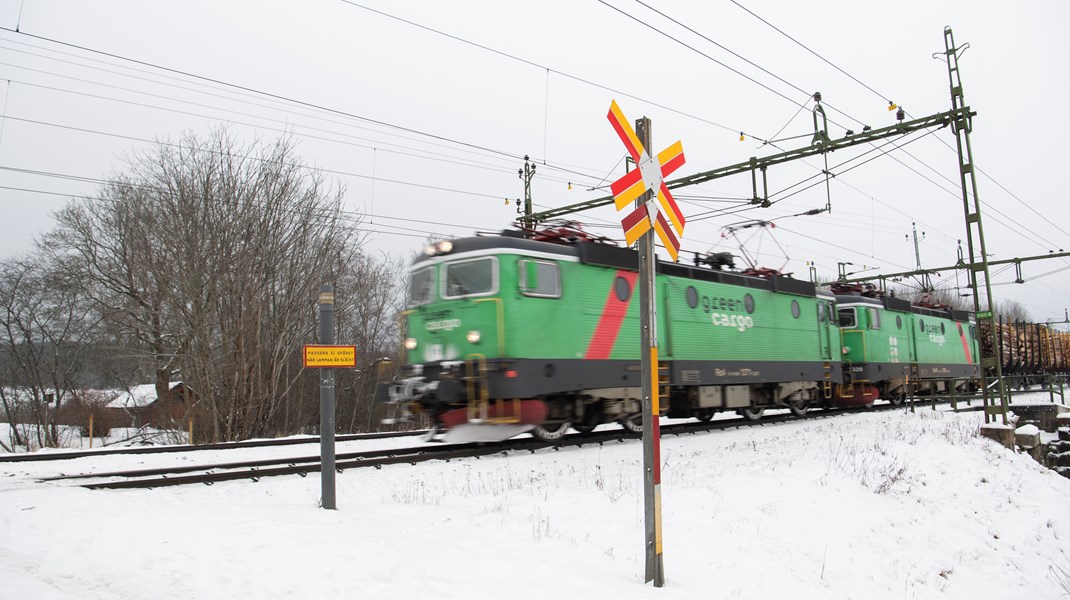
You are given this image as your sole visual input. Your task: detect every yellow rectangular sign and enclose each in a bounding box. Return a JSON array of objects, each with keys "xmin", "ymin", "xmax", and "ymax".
[{"xmin": 303, "ymin": 345, "xmax": 357, "ymax": 368}]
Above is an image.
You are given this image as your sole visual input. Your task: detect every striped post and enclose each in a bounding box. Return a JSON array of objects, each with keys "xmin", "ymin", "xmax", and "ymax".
[{"xmin": 636, "ymin": 117, "xmax": 665, "ymax": 587}]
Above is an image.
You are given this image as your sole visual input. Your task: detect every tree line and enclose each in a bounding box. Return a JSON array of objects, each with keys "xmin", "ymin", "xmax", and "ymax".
[{"xmin": 0, "ymin": 128, "xmax": 406, "ymax": 450}]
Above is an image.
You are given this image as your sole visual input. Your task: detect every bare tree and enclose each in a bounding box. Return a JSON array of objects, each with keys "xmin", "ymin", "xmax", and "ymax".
[
  {"xmin": 0, "ymin": 253, "xmax": 101, "ymax": 449},
  {"xmin": 44, "ymin": 128, "xmax": 366, "ymax": 442},
  {"xmin": 46, "ymin": 174, "xmax": 177, "ymax": 416},
  {"xmin": 994, "ymin": 298, "xmax": 1030, "ymax": 324},
  {"xmin": 335, "ymin": 252, "xmax": 406, "ymax": 432}
]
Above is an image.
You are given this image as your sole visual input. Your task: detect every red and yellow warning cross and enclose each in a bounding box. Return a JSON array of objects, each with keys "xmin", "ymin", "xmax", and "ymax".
[{"xmin": 607, "ymin": 100, "xmax": 687, "ymax": 261}]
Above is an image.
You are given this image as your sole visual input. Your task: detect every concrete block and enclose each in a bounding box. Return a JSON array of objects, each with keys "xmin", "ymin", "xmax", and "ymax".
[
  {"xmin": 981, "ymin": 423, "xmax": 1015, "ymax": 450},
  {"xmin": 1015, "ymin": 425, "xmax": 1041, "ymax": 450},
  {"xmin": 1010, "ymin": 404, "xmax": 1067, "ymax": 433}
]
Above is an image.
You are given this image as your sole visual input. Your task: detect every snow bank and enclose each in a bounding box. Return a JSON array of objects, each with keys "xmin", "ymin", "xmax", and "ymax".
[{"xmin": 2, "ymin": 404, "xmax": 1069, "ymax": 599}]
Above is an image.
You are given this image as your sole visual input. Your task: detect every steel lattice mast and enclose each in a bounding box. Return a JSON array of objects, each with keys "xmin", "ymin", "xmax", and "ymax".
[{"xmin": 940, "ymin": 26, "xmax": 1009, "ymax": 424}]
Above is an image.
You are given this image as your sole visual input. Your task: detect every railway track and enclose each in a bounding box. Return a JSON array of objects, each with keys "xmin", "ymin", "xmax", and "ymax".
[
  {"xmin": 0, "ymin": 428, "xmax": 426, "ymax": 463},
  {"xmin": 31, "ymin": 398, "xmax": 977, "ymax": 490}
]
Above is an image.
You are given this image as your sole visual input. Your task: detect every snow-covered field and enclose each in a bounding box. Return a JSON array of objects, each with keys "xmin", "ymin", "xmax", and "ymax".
[{"xmin": 3, "ymin": 396, "xmax": 1070, "ymax": 599}]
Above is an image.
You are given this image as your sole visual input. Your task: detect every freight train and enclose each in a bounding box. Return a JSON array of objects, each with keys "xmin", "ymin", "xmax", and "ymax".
[
  {"xmin": 376, "ymin": 224, "xmax": 1001, "ymax": 442},
  {"xmin": 991, "ymin": 320, "xmax": 1070, "ymax": 387}
]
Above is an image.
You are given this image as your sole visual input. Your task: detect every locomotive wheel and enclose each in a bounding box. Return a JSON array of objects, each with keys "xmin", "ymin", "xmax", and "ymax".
[
  {"xmin": 888, "ymin": 394, "xmax": 905, "ymax": 407},
  {"xmin": 787, "ymin": 401, "xmax": 811, "ymax": 417},
  {"xmin": 695, "ymin": 409, "xmax": 714, "ymax": 422},
  {"xmin": 620, "ymin": 415, "xmax": 643, "ymax": 434},
  {"xmin": 571, "ymin": 423, "xmax": 597, "ymax": 434},
  {"xmin": 531, "ymin": 422, "xmax": 571, "ymax": 442},
  {"xmin": 738, "ymin": 406, "xmax": 764, "ymax": 421}
]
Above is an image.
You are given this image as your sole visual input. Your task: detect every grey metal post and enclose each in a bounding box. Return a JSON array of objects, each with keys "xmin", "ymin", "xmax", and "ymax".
[
  {"xmin": 319, "ymin": 285, "xmax": 337, "ymax": 510},
  {"xmin": 636, "ymin": 117, "xmax": 665, "ymax": 587}
]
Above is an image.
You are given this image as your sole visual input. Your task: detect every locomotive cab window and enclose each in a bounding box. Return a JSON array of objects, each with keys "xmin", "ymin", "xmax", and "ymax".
[
  {"xmin": 518, "ymin": 259, "xmax": 561, "ymax": 298},
  {"xmin": 409, "ymin": 267, "xmax": 436, "ymax": 307},
  {"xmin": 443, "ymin": 257, "xmax": 498, "ymax": 298},
  {"xmin": 838, "ymin": 308, "xmax": 857, "ymax": 328},
  {"xmin": 866, "ymin": 308, "xmax": 881, "ymax": 330}
]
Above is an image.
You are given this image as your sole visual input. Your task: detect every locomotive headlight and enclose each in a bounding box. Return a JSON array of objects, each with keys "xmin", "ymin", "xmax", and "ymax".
[
  {"xmin": 842, "ymin": 346, "xmax": 851, "ymax": 354},
  {"xmin": 404, "ymin": 337, "xmax": 418, "ymax": 350},
  {"xmin": 466, "ymin": 330, "xmax": 482, "ymax": 344},
  {"xmin": 423, "ymin": 240, "xmax": 455, "ymax": 256}
]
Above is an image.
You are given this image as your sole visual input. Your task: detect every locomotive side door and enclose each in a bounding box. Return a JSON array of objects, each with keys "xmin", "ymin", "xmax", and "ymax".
[
  {"xmin": 817, "ymin": 300, "xmax": 833, "ymax": 360},
  {"xmin": 906, "ymin": 314, "xmax": 919, "ymax": 363}
]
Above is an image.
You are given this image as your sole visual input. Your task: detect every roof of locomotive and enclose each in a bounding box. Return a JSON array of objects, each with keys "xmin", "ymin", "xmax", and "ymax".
[
  {"xmin": 834, "ymin": 293, "xmax": 973, "ymax": 323},
  {"xmin": 413, "ymin": 231, "xmax": 819, "ymax": 298},
  {"xmin": 412, "ymin": 232, "xmax": 580, "ymax": 265}
]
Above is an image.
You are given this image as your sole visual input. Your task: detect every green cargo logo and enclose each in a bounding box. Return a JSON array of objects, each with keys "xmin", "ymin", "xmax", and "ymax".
[
  {"xmin": 702, "ymin": 295, "xmax": 747, "ymax": 313},
  {"xmin": 711, "ymin": 313, "xmax": 754, "ymax": 332},
  {"xmin": 922, "ymin": 323, "xmax": 946, "ymax": 346},
  {"xmin": 685, "ymin": 288, "xmax": 756, "ymax": 332}
]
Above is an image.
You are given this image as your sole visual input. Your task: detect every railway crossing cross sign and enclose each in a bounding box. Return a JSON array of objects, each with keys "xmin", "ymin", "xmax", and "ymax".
[
  {"xmin": 607, "ymin": 100, "xmax": 687, "ymax": 588},
  {"xmin": 607, "ymin": 100, "xmax": 687, "ymax": 261}
]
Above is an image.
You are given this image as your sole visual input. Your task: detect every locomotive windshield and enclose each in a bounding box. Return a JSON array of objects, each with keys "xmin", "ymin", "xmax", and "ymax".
[
  {"xmin": 518, "ymin": 259, "xmax": 561, "ymax": 297},
  {"xmin": 838, "ymin": 308, "xmax": 857, "ymax": 328},
  {"xmin": 410, "ymin": 267, "xmax": 435, "ymax": 306},
  {"xmin": 444, "ymin": 257, "xmax": 497, "ymax": 298}
]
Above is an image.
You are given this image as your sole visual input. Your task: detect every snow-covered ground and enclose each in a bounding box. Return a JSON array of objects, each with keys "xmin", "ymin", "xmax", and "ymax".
[{"xmin": 3, "ymin": 395, "xmax": 1070, "ymax": 599}]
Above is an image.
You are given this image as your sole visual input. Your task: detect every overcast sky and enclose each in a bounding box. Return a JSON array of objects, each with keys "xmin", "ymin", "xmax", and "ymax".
[{"xmin": 0, "ymin": 1, "xmax": 1066, "ymax": 321}]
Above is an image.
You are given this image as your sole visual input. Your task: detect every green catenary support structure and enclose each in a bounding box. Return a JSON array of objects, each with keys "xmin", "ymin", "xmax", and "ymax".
[
  {"xmin": 940, "ymin": 26, "xmax": 1009, "ymax": 424},
  {"xmin": 521, "ymin": 106, "xmax": 973, "ymax": 226}
]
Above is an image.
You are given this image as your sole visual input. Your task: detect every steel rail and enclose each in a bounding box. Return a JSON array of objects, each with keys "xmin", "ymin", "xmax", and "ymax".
[
  {"xmin": 68, "ymin": 399, "xmax": 973, "ymax": 490},
  {"xmin": 0, "ymin": 429, "xmax": 427, "ymax": 463}
]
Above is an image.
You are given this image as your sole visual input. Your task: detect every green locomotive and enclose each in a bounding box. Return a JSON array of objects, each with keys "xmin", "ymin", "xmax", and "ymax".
[
  {"xmin": 380, "ymin": 228, "xmax": 843, "ymax": 441},
  {"xmin": 833, "ymin": 284, "xmax": 979, "ymax": 405}
]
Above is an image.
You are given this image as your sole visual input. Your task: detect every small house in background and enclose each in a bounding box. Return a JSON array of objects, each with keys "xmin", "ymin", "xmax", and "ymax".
[{"xmin": 106, "ymin": 382, "xmax": 196, "ymax": 429}]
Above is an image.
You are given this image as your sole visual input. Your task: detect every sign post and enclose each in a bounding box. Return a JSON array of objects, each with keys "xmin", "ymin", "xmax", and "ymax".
[
  {"xmin": 606, "ymin": 101, "xmax": 686, "ymax": 587},
  {"xmin": 316, "ymin": 285, "xmax": 337, "ymax": 510},
  {"xmin": 304, "ymin": 295, "xmax": 356, "ymax": 510}
]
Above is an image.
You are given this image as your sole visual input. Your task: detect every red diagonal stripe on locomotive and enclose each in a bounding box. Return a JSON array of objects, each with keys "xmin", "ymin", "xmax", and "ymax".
[
  {"xmin": 585, "ymin": 270, "xmax": 640, "ymax": 359},
  {"xmin": 958, "ymin": 323, "xmax": 974, "ymax": 364}
]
